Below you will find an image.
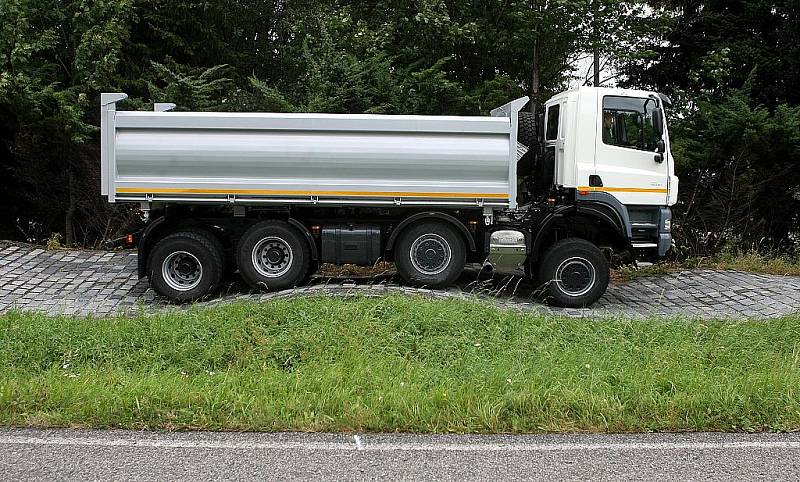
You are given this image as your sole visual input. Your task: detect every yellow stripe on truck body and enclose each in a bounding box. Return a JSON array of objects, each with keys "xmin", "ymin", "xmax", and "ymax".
[
  {"xmin": 116, "ymin": 187, "xmax": 508, "ymax": 199},
  {"xmin": 577, "ymin": 186, "xmax": 668, "ymax": 194}
]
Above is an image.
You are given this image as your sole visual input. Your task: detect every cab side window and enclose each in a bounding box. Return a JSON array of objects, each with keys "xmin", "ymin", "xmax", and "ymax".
[
  {"xmin": 545, "ymin": 104, "xmax": 560, "ymax": 141},
  {"xmin": 602, "ymin": 96, "xmax": 659, "ymax": 151}
]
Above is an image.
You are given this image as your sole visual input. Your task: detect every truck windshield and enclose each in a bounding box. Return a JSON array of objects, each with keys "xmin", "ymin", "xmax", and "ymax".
[{"xmin": 602, "ymin": 96, "xmax": 660, "ymax": 151}]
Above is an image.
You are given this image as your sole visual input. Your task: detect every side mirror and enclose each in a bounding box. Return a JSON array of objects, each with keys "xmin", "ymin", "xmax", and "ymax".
[
  {"xmin": 654, "ymin": 139, "xmax": 666, "ymax": 163},
  {"xmin": 652, "ymin": 108, "xmax": 665, "ymax": 137}
]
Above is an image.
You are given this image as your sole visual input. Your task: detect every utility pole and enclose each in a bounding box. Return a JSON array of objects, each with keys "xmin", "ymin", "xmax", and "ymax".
[
  {"xmin": 530, "ymin": 38, "xmax": 540, "ymax": 113},
  {"xmin": 592, "ymin": 0, "xmax": 601, "ymax": 86},
  {"xmin": 529, "ymin": 1, "xmax": 543, "ymax": 113}
]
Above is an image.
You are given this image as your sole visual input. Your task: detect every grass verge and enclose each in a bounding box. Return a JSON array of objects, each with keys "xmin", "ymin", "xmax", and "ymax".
[
  {"xmin": 615, "ymin": 251, "xmax": 800, "ymax": 282},
  {"xmin": 2, "ymin": 295, "xmax": 800, "ymax": 433}
]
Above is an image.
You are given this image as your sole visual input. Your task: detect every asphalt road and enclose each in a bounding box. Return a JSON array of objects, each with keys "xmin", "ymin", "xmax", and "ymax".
[{"xmin": 1, "ymin": 428, "xmax": 799, "ymax": 481}]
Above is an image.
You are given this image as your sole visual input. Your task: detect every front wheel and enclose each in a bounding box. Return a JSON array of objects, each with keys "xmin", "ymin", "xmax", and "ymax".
[{"xmin": 537, "ymin": 238, "xmax": 609, "ymax": 307}]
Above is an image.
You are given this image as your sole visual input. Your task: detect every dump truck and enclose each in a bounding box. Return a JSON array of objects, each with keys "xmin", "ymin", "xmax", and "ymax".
[{"xmin": 100, "ymin": 87, "xmax": 677, "ymax": 307}]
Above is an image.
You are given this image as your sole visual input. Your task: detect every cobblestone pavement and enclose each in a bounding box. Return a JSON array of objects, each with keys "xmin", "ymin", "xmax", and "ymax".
[{"xmin": 2, "ymin": 241, "xmax": 800, "ymax": 319}]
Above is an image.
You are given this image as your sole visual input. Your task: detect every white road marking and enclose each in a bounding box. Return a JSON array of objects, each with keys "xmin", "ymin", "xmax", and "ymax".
[
  {"xmin": 353, "ymin": 435, "xmax": 364, "ymax": 450},
  {"xmin": 1, "ymin": 435, "xmax": 800, "ymax": 453}
]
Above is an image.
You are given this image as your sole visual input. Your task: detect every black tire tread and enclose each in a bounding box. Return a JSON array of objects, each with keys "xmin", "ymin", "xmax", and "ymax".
[
  {"xmin": 537, "ymin": 238, "xmax": 609, "ymax": 308},
  {"xmin": 236, "ymin": 220, "xmax": 310, "ymax": 291},
  {"xmin": 395, "ymin": 221, "xmax": 466, "ymax": 288},
  {"xmin": 179, "ymin": 227, "xmax": 225, "ymax": 265},
  {"xmin": 147, "ymin": 229, "xmax": 224, "ymax": 302},
  {"xmin": 517, "ymin": 111, "xmax": 537, "ymax": 148}
]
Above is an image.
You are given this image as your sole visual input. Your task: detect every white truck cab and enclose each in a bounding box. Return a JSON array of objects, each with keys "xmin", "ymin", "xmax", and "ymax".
[
  {"xmin": 520, "ymin": 87, "xmax": 677, "ymax": 260},
  {"xmin": 543, "ymin": 87, "xmax": 678, "ymax": 208}
]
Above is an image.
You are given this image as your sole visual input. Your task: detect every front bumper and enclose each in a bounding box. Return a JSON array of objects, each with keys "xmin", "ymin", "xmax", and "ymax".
[{"xmin": 657, "ymin": 207, "xmax": 672, "ymax": 257}]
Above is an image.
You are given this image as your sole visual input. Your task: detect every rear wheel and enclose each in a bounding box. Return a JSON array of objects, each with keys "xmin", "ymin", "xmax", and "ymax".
[
  {"xmin": 395, "ymin": 221, "xmax": 466, "ymax": 288},
  {"xmin": 147, "ymin": 230, "xmax": 224, "ymax": 302},
  {"xmin": 537, "ymin": 238, "xmax": 609, "ymax": 307},
  {"xmin": 237, "ymin": 221, "xmax": 310, "ymax": 291}
]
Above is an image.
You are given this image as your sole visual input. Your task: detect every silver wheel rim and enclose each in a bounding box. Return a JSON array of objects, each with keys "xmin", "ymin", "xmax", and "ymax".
[
  {"xmin": 409, "ymin": 233, "xmax": 452, "ymax": 275},
  {"xmin": 162, "ymin": 251, "xmax": 203, "ymax": 292},
  {"xmin": 555, "ymin": 256, "xmax": 596, "ymax": 297},
  {"xmin": 252, "ymin": 236, "xmax": 293, "ymax": 278}
]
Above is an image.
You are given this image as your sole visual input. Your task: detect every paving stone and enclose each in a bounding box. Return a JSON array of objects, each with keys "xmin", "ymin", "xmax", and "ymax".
[{"xmin": 2, "ymin": 241, "xmax": 800, "ymax": 319}]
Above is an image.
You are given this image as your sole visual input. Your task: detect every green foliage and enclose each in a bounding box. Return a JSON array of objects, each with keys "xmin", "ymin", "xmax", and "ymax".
[
  {"xmin": 625, "ymin": 1, "xmax": 800, "ymax": 254},
  {"xmin": 147, "ymin": 61, "xmax": 234, "ymax": 111},
  {"xmin": 2, "ymin": 295, "xmax": 800, "ymax": 432},
  {"xmin": 0, "ymin": 0, "xmax": 138, "ymax": 245},
  {"xmin": 669, "ymin": 89, "xmax": 800, "ymax": 252},
  {"xmin": 0, "ymin": 0, "xmax": 134, "ymax": 141},
  {"xmin": 0, "ymin": 0, "xmax": 596, "ymax": 247},
  {"xmin": 1, "ymin": 0, "xmax": 798, "ymax": 255}
]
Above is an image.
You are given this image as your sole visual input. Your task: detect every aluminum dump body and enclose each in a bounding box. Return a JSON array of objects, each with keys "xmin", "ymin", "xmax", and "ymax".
[{"xmin": 100, "ymin": 94, "xmax": 528, "ymax": 209}]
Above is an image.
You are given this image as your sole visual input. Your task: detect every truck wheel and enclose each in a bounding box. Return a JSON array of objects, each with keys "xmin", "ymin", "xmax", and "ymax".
[
  {"xmin": 537, "ymin": 238, "xmax": 609, "ymax": 308},
  {"xmin": 237, "ymin": 221, "xmax": 310, "ymax": 291},
  {"xmin": 147, "ymin": 230, "xmax": 224, "ymax": 302},
  {"xmin": 395, "ymin": 221, "xmax": 466, "ymax": 288}
]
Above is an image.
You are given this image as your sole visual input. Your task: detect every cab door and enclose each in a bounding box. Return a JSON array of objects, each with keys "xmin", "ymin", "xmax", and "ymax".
[
  {"xmin": 593, "ymin": 95, "xmax": 669, "ymax": 205},
  {"xmin": 542, "ymin": 100, "xmax": 565, "ymax": 191}
]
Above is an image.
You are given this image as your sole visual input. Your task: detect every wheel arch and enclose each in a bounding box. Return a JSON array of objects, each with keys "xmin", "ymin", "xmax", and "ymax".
[
  {"xmin": 286, "ymin": 217, "xmax": 319, "ymax": 261},
  {"xmin": 530, "ymin": 203, "xmax": 631, "ymax": 263},
  {"xmin": 385, "ymin": 211, "xmax": 477, "ymax": 257},
  {"xmin": 137, "ymin": 216, "xmax": 227, "ymax": 278}
]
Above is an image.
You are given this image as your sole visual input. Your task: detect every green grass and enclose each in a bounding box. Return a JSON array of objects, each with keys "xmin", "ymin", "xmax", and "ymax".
[
  {"xmin": 615, "ymin": 251, "xmax": 800, "ymax": 282},
  {"xmin": 698, "ymin": 251, "xmax": 800, "ymax": 276},
  {"xmin": 2, "ymin": 295, "xmax": 800, "ymax": 433}
]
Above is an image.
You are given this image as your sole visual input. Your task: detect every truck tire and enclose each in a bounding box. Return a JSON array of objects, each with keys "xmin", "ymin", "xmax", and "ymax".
[
  {"xmin": 237, "ymin": 220, "xmax": 310, "ymax": 291},
  {"xmin": 395, "ymin": 221, "xmax": 466, "ymax": 288},
  {"xmin": 147, "ymin": 230, "xmax": 224, "ymax": 302},
  {"xmin": 181, "ymin": 227, "xmax": 227, "ymax": 274},
  {"xmin": 537, "ymin": 238, "xmax": 609, "ymax": 308},
  {"xmin": 517, "ymin": 111, "xmax": 537, "ymax": 148}
]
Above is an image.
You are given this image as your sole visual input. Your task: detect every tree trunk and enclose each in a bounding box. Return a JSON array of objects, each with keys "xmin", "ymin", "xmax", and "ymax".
[
  {"xmin": 65, "ymin": 162, "xmax": 76, "ymax": 246},
  {"xmin": 530, "ymin": 38, "xmax": 540, "ymax": 113},
  {"xmin": 593, "ymin": 49, "xmax": 601, "ymax": 86}
]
